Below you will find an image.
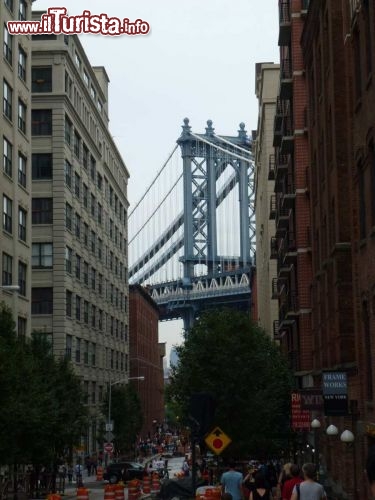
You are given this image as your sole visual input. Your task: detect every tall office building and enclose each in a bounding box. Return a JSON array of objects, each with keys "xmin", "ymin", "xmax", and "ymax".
[
  {"xmin": 254, "ymin": 62, "xmax": 280, "ymax": 339},
  {"xmin": 31, "ymin": 18, "xmax": 130, "ymax": 454},
  {"xmin": 1, "ymin": 0, "xmax": 33, "ymax": 335}
]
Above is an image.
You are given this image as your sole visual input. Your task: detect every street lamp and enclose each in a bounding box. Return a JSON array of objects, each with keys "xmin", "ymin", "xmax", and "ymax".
[
  {"xmin": 326, "ymin": 424, "xmax": 339, "ymax": 436},
  {"xmin": 311, "ymin": 419, "xmax": 321, "ymax": 478}
]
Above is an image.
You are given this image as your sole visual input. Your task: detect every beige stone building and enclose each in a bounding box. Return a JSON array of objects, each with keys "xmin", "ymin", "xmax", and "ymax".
[
  {"xmin": 1, "ymin": 0, "xmax": 33, "ymax": 335},
  {"xmin": 31, "ymin": 20, "xmax": 130, "ymax": 454},
  {"xmin": 254, "ymin": 62, "xmax": 279, "ymax": 338}
]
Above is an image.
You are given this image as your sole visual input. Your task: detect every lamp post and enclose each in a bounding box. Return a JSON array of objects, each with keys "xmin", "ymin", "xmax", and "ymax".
[
  {"xmin": 311, "ymin": 419, "xmax": 321, "ymax": 479},
  {"xmin": 106, "ymin": 376, "xmax": 145, "ymax": 462}
]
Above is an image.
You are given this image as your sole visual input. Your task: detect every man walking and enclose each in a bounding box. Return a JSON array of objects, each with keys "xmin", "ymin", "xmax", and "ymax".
[{"xmin": 221, "ymin": 462, "xmax": 243, "ymax": 500}]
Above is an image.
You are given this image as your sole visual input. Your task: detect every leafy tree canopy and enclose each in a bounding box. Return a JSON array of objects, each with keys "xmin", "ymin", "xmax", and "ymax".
[{"xmin": 166, "ymin": 308, "xmax": 292, "ymax": 458}]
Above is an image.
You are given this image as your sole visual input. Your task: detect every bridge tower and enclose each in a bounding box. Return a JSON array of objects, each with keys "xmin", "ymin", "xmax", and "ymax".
[{"xmin": 177, "ymin": 118, "xmax": 253, "ymax": 329}]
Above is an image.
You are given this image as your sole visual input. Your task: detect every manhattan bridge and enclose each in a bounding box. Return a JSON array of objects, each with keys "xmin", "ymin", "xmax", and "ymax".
[{"xmin": 129, "ymin": 118, "xmax": 255, "ymax": 330}]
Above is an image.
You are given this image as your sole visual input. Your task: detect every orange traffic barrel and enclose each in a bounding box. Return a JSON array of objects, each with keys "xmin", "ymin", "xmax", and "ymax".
[
  {"xmin": 47, "ymin": 495, "xmax": 62, "ymax": 500},
  {"xmin": 104, "ymin": 484, "xmax": 116, "ymax": 500},
  {"xmin": 77, "ymin": 487, "xmax": 89, "ymax": 500},
  {"xmin": 142, "ymin": 475, "xmax": 151, "ymax": 495},
  {"xmin": 114, "ymin": 483, "xmax": 125, "ymax": 500},
  {"xmin": 128, "ymin": 480, "xmax": 139, "ymax": 500},
  {"xmin": 96, "ymin": 466, "xmax": 103, "ymax": 481},
  {"xmin": 151, "ymin": 473, "xmax": 160, "ymax": 494}
]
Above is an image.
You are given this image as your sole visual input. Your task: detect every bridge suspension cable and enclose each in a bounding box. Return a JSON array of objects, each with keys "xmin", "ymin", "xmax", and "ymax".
[
  {"xmin": 216, "ymin": 134, "xmax": 252, "ymax": 155},
  {"xmin": 190, "ymin": 132, "xmax": 252, "ymax": 163},
  {"xmin": 128, "ymin": 144, "xmax": 178, "ymax": 218}
]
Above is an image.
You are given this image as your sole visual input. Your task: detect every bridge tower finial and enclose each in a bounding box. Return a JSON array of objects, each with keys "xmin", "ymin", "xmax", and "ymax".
[
  {"xmin": 205, "ymin": 119, "xmax": 215, "ymax": 137},
  {"xmin": 238, "ymin": 122, "xmax": 247, "ymax": 140},
  {"xmin": 182, "ymin": 117, "xmax": 191, "ymax": 137}
]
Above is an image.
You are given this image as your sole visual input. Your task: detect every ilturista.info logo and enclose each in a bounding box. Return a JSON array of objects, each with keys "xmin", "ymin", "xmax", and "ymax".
[{"xmin": 7, "ymin": 8, "xmax": 151, "ymax": 36}]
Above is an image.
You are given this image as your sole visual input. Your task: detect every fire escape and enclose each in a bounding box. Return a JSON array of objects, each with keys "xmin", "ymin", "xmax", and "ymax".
[{"xmin": 268, "ymin": 0, "xmax": 298, "ymax": 371}]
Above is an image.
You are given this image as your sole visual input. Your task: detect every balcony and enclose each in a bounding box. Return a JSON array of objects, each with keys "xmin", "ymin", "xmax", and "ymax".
[
  {"xmin": 278, "ymin": 0, "xmax": 291, "ymax": 46},
  {"xmin": 280, "ymin": 173, "xmax": 296, "ymax": 208},
  {"xmin": 280, "ymin": 115, "xmax": 294, "ymax": 155},
  {"xmin": 270, "ymin": 237, "xmax": 278, "ymax": 259},
  {"xmin": 274, "ymin": 152, "xmax": 291, "ymax": 191},
  {"xmin": 275, "ymin": 205, "xmax": 290, "ymax": 230},
  {"xmin": 278, "ymin": 231, "xmax": 297, "ymax": 265},
  {"xmin": 280, "ymin": 57, "xmax": 293, "ymax": 100},
  {"xmin": 279, "ymin": 291, "xmax": 299, "ymax": 323},
  {"xmin": 271, "ymin": 277, "xmax": 278, "ymax": 299},
  {"xmin": 273, "ymin": 320, "xmax": 281, "ymax": 340},
  {"xmin": 269, "ymin": 194, "xmax": 276, "ymax": 220},
  {"xmin": 268, "ymin": 154, "xmax": 275, "ymax": 180}
]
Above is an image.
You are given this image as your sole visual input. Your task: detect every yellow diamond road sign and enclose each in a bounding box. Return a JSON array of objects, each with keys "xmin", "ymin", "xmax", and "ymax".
[{"xmin": 205, "ymin": 426, "xmax": 232, "ymax": 455}]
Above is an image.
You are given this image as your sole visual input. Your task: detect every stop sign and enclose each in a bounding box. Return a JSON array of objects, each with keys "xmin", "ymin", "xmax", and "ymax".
[{"xmin": 104, "ymin": 442, "xmax": 114, "ymax": 453}]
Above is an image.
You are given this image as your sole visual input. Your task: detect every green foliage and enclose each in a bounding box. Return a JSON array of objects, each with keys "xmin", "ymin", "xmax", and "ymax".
[
  {"xmin": 103, "ymin": 384, "xmax": 143, "ymax": 455},
  {"xmin": 167, "ymin": 308, "xmax": 293, "ymax": 458},
  {"xmin": 0, "ymin": 303, "xmax": 88, "ymax": 465}
]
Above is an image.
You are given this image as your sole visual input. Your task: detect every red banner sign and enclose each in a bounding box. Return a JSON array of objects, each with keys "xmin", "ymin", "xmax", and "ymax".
[{"xmin": 291, "ymin": 391, "xmax": 311, "ymax": 430}]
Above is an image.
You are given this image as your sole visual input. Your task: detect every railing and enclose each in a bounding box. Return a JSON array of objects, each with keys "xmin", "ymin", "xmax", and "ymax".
[
  {"xmin": 268, "ymin": 154, "xmax": 275, "ymax": 180},
  {"xmin": 269, "ymin": 195, "xmax": 277, "ymax": 219},
  {"xmin": 281, "ymin": 57, "xmax": 292, "ymax": 80},
  {"xmin": 270, "ymin": 237, "xmax": 278, "ymax": 259},
  {"xmin": 279, "ymin": 0, "xmax": 291, "ymax": 23},
  {"xmin": 273, "ymin": 320, "xmax": 280, "ymax": 340}
]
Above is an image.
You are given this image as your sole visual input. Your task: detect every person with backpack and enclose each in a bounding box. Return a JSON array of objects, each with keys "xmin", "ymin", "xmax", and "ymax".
[{"xmin": 290, "ymin": 463, "xmax": 326, "ymax": 500}]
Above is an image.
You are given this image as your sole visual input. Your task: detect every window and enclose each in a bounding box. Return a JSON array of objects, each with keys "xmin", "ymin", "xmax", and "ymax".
[
  {"xmin": 66, "ymin": 334, "xmax": 72, "ymax": 360},
  {"xmin": 4, "ymin": 0, "xmax": 13, "ymax": 12},
  {"xmin": 91, "ymin": 305, "xmax": 96, "ymax": 327},
  {"xmin": 75, "ymin": 295, "xmax": 81, "ymax": 321},
  {"xmin": 18, "ymin": 207, "xmax": 27, "ymax": 241},
  {"xmin": 64, "ymin": 160, "xmax": 72, "ymax": 188},
  {"xmin": 32, "ymin": 153, "xmax": 52, "ymax": 179},
  {"xmin": 32, "ymin": 198, "xmax": 52, "ymax": 224},
  {"xmin": 92, "ymin": 345, "xmax": 96, "ymax": 367},
  {"xmin": 32, "ymin": 287, "xmax": 53, "ymax": 314},
  {"xmin": 83, "ymin": 301, "xmax": 89, "ymax": 324},
  {"xmin": 90, "ymin": 156, "xmax": 96, "ymax": 181},
  {"xmin": 91, "ymin": 267, "xmax": 96, "ymax": 290},
  {"xmin": 98, "ymin": 273, "xmax": 103, "ymax": 295},
  {"xmin": 83, "ymin": 261, "xmax": 89, "ymax": 285},
  {"xmin": 65, "ymin": 203, "xmax": 72, "ymax": 230},
  {"xmin": 65, "ymin": 115, "xmax": 72, "ymax": 144},
  {"xmin": 32, "ymin": 109, "xmax": 52, "ymax": 135},
  {"xmin": 74, "ymin": 131, "xmax": 80, "ymax": 158},
  {"xmin": 65, "ymin": 71, "xmax": 72, "ymax": 97},
  {"xmin": 74, "ymin": 172, "xmax": 80, "ymax": 198},
  {"xmin": 75, "ymin": 337, "xmax": 81, "ymax": 362},
  {"xmin": 84, "ymin": 223, "xmax": 89, "ymax": 246},
  {"xmin": 75, "ymin": 212, "xmax": 81, "ymax": 239},
  {"xmin": 3, "ymin": 80, "xmax": 12, "ymax": 120},
  {"xmin": 18, "ymin": 99, "xmax": 26, "ymax": 133},
  {"xmin": 109, "ymin": 219, "xmax": 113, "ymax": 239},
  {"xmin": 98, "ymin": 309, "xmax": 103, "ymax": 330},
  {"xmin": 98, "ymin": 239, "xmax": 102, "ymax": 261},
  {"xmin": 91, "ymin": 231, "xmax": 96, "ymax": 254},
  {"xmin": 66, "ymin": 290, "xmax": 72, "ymax": 317},
  {"xmin": 91, "ymin": 194, "xmax": 96, "ymax": 217},
  {"xmin": 2, "ymin": 252, "xmax": 12, "ymax": 285},
  {"xmin": 90, "ymin": 85, "xmax": 96, "ymax": 100},
  {"xmin": 18, "ymin": 261, "xmax": 26, "ymax": 296},
  {"xmin": 97, "ymin": 203, "xmax": 102, "ymax": 225},
  {"xmin": 109, "ymin": 186, "xmax": 113, "ymax": 206},
  {"xmin": 65, "ymin": 246, "xmax": 72, "ymax": 274},
  {"xmin": 84, "ymin": 340, "xmax": 89, "ymax": 364},
  {"xmin": 83, "ymin": 184, "xmax": 88, "ymax": 208},
  {"xmin": 83, "ymin": 70, "xmax": 89, "ymax": 86},
  {"xmin": 83, "ymin": 144, "xmax": 88, "ymax": 169},
  {"xmin": 32, "ymin": 243, "xmax": 52, "ymax": 268},
  {"xmin": 97, "ymin": 100, "xmax": 102, "ymax": 113},
  {"xmin": 18, "ymin": 47, "xmax": 26, "ymax": 81},
  {"xmin": 3, "ymin": 195, "xmax": 12, "ymax": 233},
  {"xmin": 19, "ymin": 0, "xmax": 27, "ymax": 21},
  {"xmin": 3, "ymin": 136, "xmax": 12, "ymax": 177},
  {"xmin": 18, "ymin": 153, "xmax": 26, "ymax": 187},
  {"xmin": 31, "ymin": 67, "xmax": 52, "ymax": 92},
  {"xmin": 32, "ymin": 34, "xmax": 57, "ymax": 41},
  {"xmin": 75, "ymin": 51, "xmax": 81, "ymax": 69},
  {"xmin": 97, "ymin": 173, "xmax": 102, "ymax": 190},
  {"xmin": 3, "ymin": 25, "xmax": 12, "ymax": 65},
  {"xmin": 75, "ymin": 254, "xmax": 81, "ymax": 279},
  {"xmin": 18, "ymin": 317, "xmax": 27, "ymax": 337}
]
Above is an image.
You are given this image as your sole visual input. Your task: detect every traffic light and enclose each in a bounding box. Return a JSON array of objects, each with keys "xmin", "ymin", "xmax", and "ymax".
[{"xmin": 189, "ymin": 392, "xmax": 216, "ymax": 437}]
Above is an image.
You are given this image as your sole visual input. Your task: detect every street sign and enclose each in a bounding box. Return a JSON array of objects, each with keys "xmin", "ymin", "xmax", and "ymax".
[
  {"xmin": 205, "ymin": 426, "xmax": 231, "ymax": 455},
  {"xmin": 322, "ymin": 371, "xmax": 348, "ymax": 416},
  {"xmin": 104, "ymin": 442, "xmax": 114, "ymax": 453},
  {"xmin": 105, "ymin": 422, "xmax": 113, "ymax": 431}
]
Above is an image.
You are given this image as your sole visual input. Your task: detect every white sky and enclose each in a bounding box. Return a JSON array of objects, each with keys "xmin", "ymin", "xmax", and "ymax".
[{"xmin": 33, "ymin": 0, "xmax": 280, "ymax": 362}]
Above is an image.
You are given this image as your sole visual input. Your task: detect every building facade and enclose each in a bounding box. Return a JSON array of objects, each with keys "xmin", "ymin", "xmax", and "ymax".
[
  {"xmin": 272, "ymin": 0, "xmax": 312, "ymax": 383},
  {"xmin": 129, "ymin": 285, "xmax": 165, "ymax": 439},
  {"xmin": 1, "ymin": 0, "xmax": 33, "ymax": 335},
  {"xmin": 254, "ymin": 62, "xmax": 280, "ymax": 338},
  {"xmin": 31, "ymin": 21, "xmax": 130, "ymax": 454}
]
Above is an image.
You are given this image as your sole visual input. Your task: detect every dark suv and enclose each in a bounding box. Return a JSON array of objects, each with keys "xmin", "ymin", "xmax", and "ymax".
[{"xmin": 103, "ymin": 462, "xmax": 145, "ymax": 483}]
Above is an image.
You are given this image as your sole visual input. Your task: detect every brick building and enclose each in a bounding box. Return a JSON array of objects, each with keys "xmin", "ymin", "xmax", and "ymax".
[
  {"xmin": 129, "ymin": 285, "xmax": 165, "ymax": 439},
  {"xmin": 272, "ymin": 0, "xmax": 312, "ymax": 381},
  {"xmin": 301, "ymin": 0, "xmax": 375, "ymax": 497}
]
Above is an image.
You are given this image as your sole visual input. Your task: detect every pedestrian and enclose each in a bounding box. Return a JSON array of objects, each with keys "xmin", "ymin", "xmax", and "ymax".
[
  {"xmin": 67, "ymin": 465, "xmax": 73, "ymax": 484},
  {"xmin": 366, "ymin": 448, "xmax": 375, "ymax": 498},
  {"xmin": 182, "ymin": 455, "xmax": 190, "ymax": 477},
  {"xmin": 220, "ymin": 462, "xmax": 243, "ymax": 500},
  {"xmin": 281, "ymin": 464, "xmax": 302, "ymax": 500},
  {"xmin": 249, "ymin": 473, "xmax": 272, "ymax": 500},
  {"xmin": 290, "ymin": 463, "xmax": 326, "ymax": 500}
]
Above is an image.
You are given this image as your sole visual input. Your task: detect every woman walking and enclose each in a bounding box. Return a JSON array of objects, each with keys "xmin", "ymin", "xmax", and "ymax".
[{"xmin": 290, "ymin": 463, "xmax": 326, "ymax": 500}]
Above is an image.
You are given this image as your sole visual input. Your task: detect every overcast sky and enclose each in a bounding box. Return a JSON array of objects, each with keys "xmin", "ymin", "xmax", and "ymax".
[{"xmin": 33, "ymin": 0, "xmax": 280, "ymax": 362}]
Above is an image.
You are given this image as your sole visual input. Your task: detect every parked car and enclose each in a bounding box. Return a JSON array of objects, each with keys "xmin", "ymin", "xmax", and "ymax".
[{"xmin": 103, "ymin": 462, "xmax": 145, "ymax": 483}]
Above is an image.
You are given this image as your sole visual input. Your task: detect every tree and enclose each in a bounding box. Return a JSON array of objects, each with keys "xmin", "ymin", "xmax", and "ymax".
[
  {"xmin": 103, "ymin": 384, "xmax": 143, "ymax": 456},
  {"xmin": 0, "ymin": 302, "xmax": 88, "ymax": 466},
  {"xmin": 166, "ymin": 308, "xmax": 293, "ymax": 457}
]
